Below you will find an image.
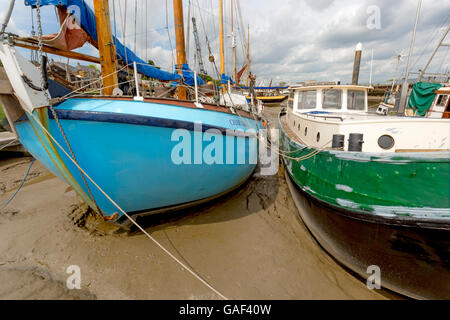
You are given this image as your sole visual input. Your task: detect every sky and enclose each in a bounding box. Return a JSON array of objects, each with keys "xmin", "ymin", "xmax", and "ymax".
[{"xmin": 1, "ymin": 0, "xmax": 449, "ymax": 85}]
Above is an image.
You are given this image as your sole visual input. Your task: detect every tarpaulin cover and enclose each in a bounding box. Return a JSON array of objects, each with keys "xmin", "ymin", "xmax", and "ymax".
[
  {"xmin": 176, "ymin": 64, "xmax": 205, "ymax": 86},
  {"xmin": 236, "ymin": 86, "xmax": 289, "ymax": 90},
  {"xmin": 25, "ymin": 0, "xmax": 181, "ymax": 82},
  {"xmin": 220, "ymin": 73, "xmax": 235, "ymax": 85},
  {"xmin": 407, "ymin": 82, "xmax": 442, "ymax": 116}
]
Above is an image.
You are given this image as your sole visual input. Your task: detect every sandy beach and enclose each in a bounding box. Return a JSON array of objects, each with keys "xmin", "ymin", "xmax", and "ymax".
[{"xmin": 0, "ymin": 106, "xmax": 396, "ymax": 300}]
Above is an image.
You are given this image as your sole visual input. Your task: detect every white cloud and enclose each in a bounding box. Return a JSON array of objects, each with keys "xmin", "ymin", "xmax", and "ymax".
[{"xmin": 3, "ymin": 0, "xmax": 449, "ymax": 85}]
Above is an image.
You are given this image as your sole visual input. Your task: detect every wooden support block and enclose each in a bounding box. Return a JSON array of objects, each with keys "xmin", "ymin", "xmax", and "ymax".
[{"xmin": 0, "ymin": 80, "xmax": 13, "ymax": 95}]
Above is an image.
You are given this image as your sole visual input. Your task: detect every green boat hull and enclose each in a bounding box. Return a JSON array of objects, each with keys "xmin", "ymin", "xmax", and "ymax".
[
  {"xmin": 279, "ymin": 111, "xmax": 450, "ymax": 299},
  {"xmin": 279, "ymin": 115, "xmax": 450, "ymax": 221}
]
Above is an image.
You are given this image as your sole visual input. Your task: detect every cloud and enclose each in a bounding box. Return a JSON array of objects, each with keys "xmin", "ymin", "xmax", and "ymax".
[{"xmin": 4, "ymin": 0, "xmax": 450, "ymax": 85}]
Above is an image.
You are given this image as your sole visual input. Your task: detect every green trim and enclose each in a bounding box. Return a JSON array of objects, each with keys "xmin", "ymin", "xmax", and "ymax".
[
  {"xmin": 27, "ymin": 109, "xmax": 99, "ymax": 212},
  {"xmin": 279, "ymin": 115, "xmax": 450, "ymax": 220}
]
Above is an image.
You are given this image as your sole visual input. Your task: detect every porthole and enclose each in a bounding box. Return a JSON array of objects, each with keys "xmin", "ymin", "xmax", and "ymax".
[
  {"xmin": 294, "ymin": 120, "xmax": 296, "ymax": 127},
  {"xmin": 304, "ymin": 127, "xmax": 308, "ymax": 136},
  {"xmin": 316, "ymin": 132, "xmax": 320, "ymax": 142},
  {"xmin": 298, "ymin": 123, "xmax": 301, "ymax": 131},
  {"xmin": 378, "ymin": 135, "xmax": 395, "ymax": 150}
]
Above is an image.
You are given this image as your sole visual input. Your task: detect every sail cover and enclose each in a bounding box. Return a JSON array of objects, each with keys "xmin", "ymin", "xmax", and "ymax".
[
  {"xmin": 407, "ymin": 82, "xmax": 443, "ymax": 116},
  {"xmin": 176, "ymin": 64, "xmax": 205, "ymax": 86},
  {"xmin": 25, "ymin": 0, "xmax": 181, "ymax": 82},
  {"xmin": 220, "ymin": 73, "xmax": 235, "ymax": 85}
]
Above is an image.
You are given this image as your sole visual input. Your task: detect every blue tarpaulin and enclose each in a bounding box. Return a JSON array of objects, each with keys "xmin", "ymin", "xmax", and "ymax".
[
  {"xmin": 176, "ymin": 64, "xmax": 205, "ymax": 86},
  {"xmin": 220, "ymin": 74, "xmax": 235, "ymax": 85},
  {"xmin": 236, "ymin": 86, "xmax": 289, "ymax": 90},
  {"xmin": 25, "ymin": 0, "xmax": 182, "ymax": 82}
]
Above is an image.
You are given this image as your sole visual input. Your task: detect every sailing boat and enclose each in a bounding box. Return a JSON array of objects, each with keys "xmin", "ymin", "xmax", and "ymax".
[{"xmin": 0, "ymin": 0, "xmax": 261, "ymax": 227}]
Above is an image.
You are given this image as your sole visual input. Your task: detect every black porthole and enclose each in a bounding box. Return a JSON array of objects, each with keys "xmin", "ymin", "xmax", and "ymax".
[
  {"xmin": 294, "ymin": 120, "xmax": 296, "ymax": 127},
  {"xmin": 378, "ymin": 135, "xmax": 395, "ymax": 150},
  {"xmin": 298, "ymin": 123, "xmax": 301, "ymax": 131},
  {"xmin": 316, "ymin": 132, "xmax": 320, "ymax": 142},
  {"xmin": 304, "ymin": 127, "xmax": 308, "ymax": 136}
]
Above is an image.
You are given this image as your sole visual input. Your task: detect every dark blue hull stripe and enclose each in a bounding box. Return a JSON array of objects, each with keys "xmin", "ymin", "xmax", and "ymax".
[{"xmin": 17, "ymin": 109, "xmax": 257, "ymax": 138}]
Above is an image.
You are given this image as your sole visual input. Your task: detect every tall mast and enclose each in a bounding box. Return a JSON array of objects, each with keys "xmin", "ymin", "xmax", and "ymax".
[
  {"xmin": 246, "ymin": 24, "xmax": 250, "ymax": 87},
  {"xmin": 219, "ymin": 0, "xmax": 225, "ymax": 84},
  {"xmin": 93, "ymin": 0, "xmax": 118, "ymax": 95},
  {"xmin": 173, "ymin": 0, "xmax": 187, "ymax": 100},
  {"xmin": 398, "ymin": 0, "xmax": 422, "ymax": 114},
  {"xmin": 231, "ymin": 0, "xmax": 237, "ymax": 85},
  {"xmin": 418, "ymin": 24, "xmax": 450, "ymax": 81}
]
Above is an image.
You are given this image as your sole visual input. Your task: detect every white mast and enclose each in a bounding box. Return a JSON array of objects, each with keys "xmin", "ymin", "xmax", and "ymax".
[{"xmin": 398, "ymin": 0, "xmax": 422, "ymax": 114}]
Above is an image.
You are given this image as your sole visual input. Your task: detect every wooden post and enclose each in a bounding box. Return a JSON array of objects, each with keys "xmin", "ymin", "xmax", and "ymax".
[
  {"xmin": 93, "ymin": 0, "xmax": 118, "ymax": 95},
  {"xmin": 352, "ymin": 42, "xmax": 362, "ymax": 85},
  {"xmin": 173, "ymin": 0, "xmax": 187, "ymax": 100},
  {"xmin": 219, "ymin": 0, "xmax": 225, "ymax": 91}
]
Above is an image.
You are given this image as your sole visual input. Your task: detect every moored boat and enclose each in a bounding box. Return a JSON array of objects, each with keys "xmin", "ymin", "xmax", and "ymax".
[
  {"xmin": 280, "ymin": 83, "xmax": 450, "ymax": 299},
  {"xmin": 0, "ymin": 0, "xmax": 261, "ymax": 227}
]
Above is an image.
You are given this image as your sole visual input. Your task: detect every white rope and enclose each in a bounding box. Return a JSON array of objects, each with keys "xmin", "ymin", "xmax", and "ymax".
[
  {"xmin": 25, "ymin": 110, "xmax": 228, "ymax": 300},
  {"xmin": 0, "ymin": 139, "xmax": 18, "ymax": 152}
]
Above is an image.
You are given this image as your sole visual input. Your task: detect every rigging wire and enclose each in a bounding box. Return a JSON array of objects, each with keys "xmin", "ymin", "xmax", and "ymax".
[
  {"xmin": 118, "ymin": 0, "xmax": 130, "ymax": 74},
  {"xmin": 410, "ymin": 12, "xmax": 450, "ymax": 71},
  {"xmin": 112, "ymin": 0, "xmax": 117, "ymax": 49},
  {"xmin": 134, "ymin": 0, "xmax": 137, "ymax": 53},
  {"xmin": 186, "ymin": 0, "xmax": 191, "ymax": 63},
  {"xmin": 145, "ymin": 0, "xmax": 148, "ymax": 63},
  {"xmin": 165, "ymin": 0, "xmax": 175, "ymax": 72}
]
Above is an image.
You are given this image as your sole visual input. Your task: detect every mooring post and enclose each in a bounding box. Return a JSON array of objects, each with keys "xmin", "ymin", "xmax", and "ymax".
[{"xmin": 352, "ymin": 43, "xmax": 362, "ymax": 85}]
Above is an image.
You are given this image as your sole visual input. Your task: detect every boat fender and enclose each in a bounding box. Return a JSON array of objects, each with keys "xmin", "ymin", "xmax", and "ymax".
[
  {"xmin": 21, "ymin": 55, "xmax": 49, "ymax": 91},
  {"xmin": 332, "ymin": 134, "xmax": 345, "ymax": 149},
  {"xmin": 348, "ymin": 133, "xmax": 364, "ymax": 152}
]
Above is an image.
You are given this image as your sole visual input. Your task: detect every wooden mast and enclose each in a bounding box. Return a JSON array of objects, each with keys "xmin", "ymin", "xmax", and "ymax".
[
  {"xmin": 246, "ymin": 24, "xmax": 250, "ymax": 87},
  {"xmin": 173, "ymin": 0, "xmax": 187, "ymax": 100},
  {"xmin": 231, "ymin": 0, "xmax": 237, "ymax": 85},
  {"xmin": 93, "ymin": 0, "xmax": 118, "ymax": 95},
  {"xmin": 219, "ymin": 0, "xmax": 225, "ymax": 91}
]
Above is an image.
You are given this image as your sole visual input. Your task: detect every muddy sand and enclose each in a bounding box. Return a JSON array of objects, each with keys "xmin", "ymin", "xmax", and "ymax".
[{"xmin": 0, "ymin": 106, "xmax": 396, "ymax": 300}]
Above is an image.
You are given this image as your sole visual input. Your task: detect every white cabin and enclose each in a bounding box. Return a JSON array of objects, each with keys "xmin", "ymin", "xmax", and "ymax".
[
  {"xmin": 427, "ymin": 86, "xmax": 450, "ymax": 119},
  {"xmin": 286, "ymin": 84, "xmax": 450, "ymax": 153}
]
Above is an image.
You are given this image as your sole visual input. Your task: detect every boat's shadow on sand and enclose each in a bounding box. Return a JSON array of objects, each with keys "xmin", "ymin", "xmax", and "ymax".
[{"xmin": 127, "ymin": 174, "xmax": 281, "ymax": 235}]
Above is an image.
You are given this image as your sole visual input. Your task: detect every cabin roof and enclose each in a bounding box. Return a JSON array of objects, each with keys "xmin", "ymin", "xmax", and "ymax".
[
  {"xmin": 435, "ymin": 86, "xmax": 450, "ymax": 94},
  {"xmin": 288, "ymin": 84, "xmax": 372, "ymax": 91}
]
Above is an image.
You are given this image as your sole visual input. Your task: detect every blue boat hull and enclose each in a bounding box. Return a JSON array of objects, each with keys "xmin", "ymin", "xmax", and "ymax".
[{"xmin": 15, "ymin": 98, "xmax": 260, "ymax": 223}]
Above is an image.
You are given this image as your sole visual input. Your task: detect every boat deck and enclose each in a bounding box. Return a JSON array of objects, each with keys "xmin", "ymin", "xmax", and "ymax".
[{"xmin": 298, "ymin": 111, "xmax": 450, "ymax": 123}]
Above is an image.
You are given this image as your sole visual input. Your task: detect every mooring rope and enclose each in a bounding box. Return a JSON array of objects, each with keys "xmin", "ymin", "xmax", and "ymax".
[
  {"xmin": 25, "ymin": 110, "xmax": 228, "ymax": 300},
  {"xmin": 0, "ymin": 139, "xmax": 17, "ymax": 152},
  {"xmin": 0, "ymin": 158, "xmax": 35, "ymax": 213}
]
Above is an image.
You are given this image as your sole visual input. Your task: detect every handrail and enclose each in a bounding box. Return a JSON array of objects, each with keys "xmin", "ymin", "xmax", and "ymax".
[{"xmin": 305, "ymin": 113, "xmax": 344, "ymax": 122}]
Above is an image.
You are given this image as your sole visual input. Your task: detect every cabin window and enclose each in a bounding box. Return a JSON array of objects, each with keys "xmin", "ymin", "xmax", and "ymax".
[
  {"xmin": 288, "ymin": 90, "xmax": 294, "ymax": 111},
  {"xmin": 297, "ymin": 90, "xmax": 317, "ymax": 109},
  {"xmin": 347, "ymin": 90, "xmax": 365, "ymax": 110},
  {"xmin": 436, "ymin": 95, "xmax": 449, "ymax": 107},
  {"xmin": 322, "ymin": 89, "xmax": 342, "ymax": 109}
]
